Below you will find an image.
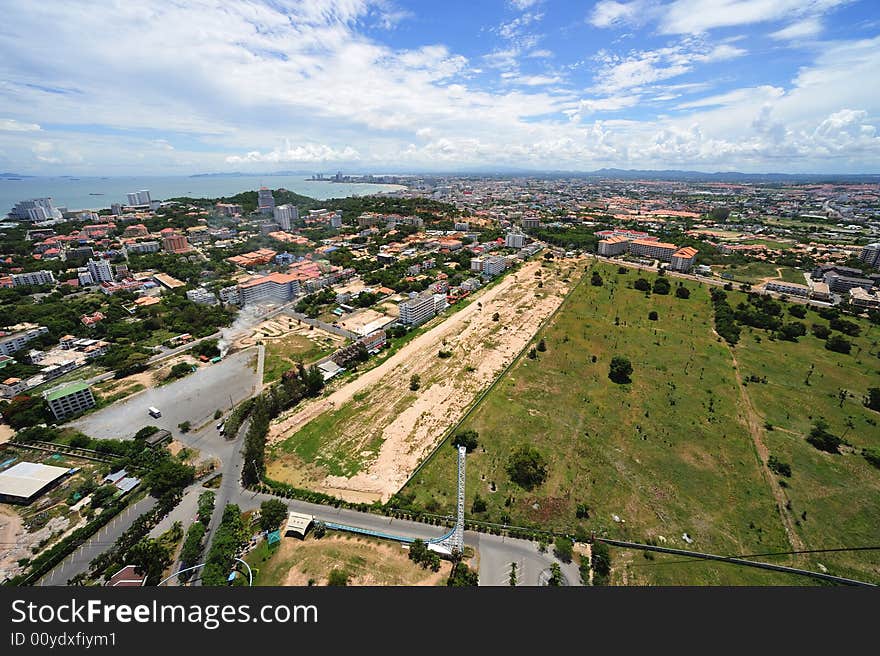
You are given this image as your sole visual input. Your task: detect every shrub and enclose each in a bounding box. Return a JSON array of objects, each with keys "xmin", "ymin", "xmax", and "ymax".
[
  {"xmin": 788, "ymin": 305, "xmax": 807, "ymax": 319},
  {"xmin": 811, "ymin": 323, "xmax": 831, "ymax": 339},
  {"xmin": 767, "ymin": 455, "xmax": 792, "ymax": 477},
  {"xmin": 409, "ymin": 374, "xmax": 421, "ymax": 391},
  {"xmin": 451, "ymin": 429, "xmax": 479, "ymax": 452},
  {"xmin": 675, "ymin": 286, "xmax": 690, "ymax": 299},
  {"xmin": 648, "ymin": 311, "xmax": 658, "ymax": 321},
  {"xmin": 805, "ymin": 419, "xmax": 842, "ymax": 454},
  {"xmin": 652, "ymin": 278, "xmax": 671, "ymax": 295},
  {"xmin": 634, "ymin": 278, "xmax": 651, "ymax": 292},
  {"xmin": 554, "ymin": 537, "xmax": 573, "ymax": 563},
  {"xmin": 824, "ymin": 334, "xmax": 851, "ymax": 354}
]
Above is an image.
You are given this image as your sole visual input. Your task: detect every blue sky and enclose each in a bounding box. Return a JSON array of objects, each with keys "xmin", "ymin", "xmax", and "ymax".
[{"xmin": 0, "ymin": 0, "xmax": 878, "ymax": 174}]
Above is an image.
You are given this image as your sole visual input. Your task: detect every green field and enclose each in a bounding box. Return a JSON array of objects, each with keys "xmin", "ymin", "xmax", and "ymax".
[
  {"xmin": 400, "ymin": 263, "xmax": 880, "ymax": 584},
  {"xmin": 262, "ymin": 333, "xmax": 335, "ymax": 384},
  {"xmin": 719, "ymin": 261, "xmax": 780, "ymax": 283},
  {"xmin": 730, "ymin": 298, "xmax": 880, "ymax": 581},
  {"xmin": 776, "ymin": 267, "xmax": 807, "ymax": 284}
]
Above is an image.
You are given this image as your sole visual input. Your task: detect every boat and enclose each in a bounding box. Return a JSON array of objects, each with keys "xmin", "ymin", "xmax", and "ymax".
[{"xmin": 89, "ymin": 193, "xmax": 104, "ymax": 195}]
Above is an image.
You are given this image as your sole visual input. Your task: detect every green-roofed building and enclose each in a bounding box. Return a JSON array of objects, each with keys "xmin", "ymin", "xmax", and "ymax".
[{"xmin": 42, "ymin": 380, "xmax": 95, "ymax": 420}]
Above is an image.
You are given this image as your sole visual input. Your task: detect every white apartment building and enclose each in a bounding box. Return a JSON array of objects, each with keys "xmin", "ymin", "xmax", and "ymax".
[
  {"xmin": 186, "ymin": 287, "xmax": 218, "ymax": 305},
  {"xmin": 219, "ymin": 285, "xmax": 240, "ymax": 305},
  {"xmin": 860, "ymin": 243, "xmax": 880, "ymax": 270},
  {"xmin": 329, "ymin": 214, "xmax": 343, "ymax": 229},
  {"xmin": 258, "ymin": 187, "xmax": 275, "ymax": 214},
  {"xmin": 481, "ymin": 255, "xmax": 507, "ymax": 277},
  {"xmin": 126, "ymin": 190, "xmax": 151, "ymax": 206},
  {"xmin": 764, "ymin": 281, "xmax": 810, "ymax": 297},
  {"xmin": 669, "ymin": 247, "xmax": 698, "ymax": 273},
  {"xmin": 0, "ymin": 325, "xmax": 49, "ymax": 356},
  {"xmin": 274, "ymin": 204, "xmax": 299, "ymax": 232},
  {"xmin": 237, "ymin": 273, "xmax": 301, "ymax": 305},
  {"xmin": 505, "ymin": 232, "xmax": 525, "ymax": 249},
  {"xmin": 627, "ymin": 239, "xmax": 679, "ymax": 262},
  {"xmin": 11, "ymin": 270, "xmax": 55, "ymax": 287},
  {"xmin": 43, "ymin": 381, "xmax": 96, "ymax": 420},
  {"xmin": 125, "ymin": 241, "xmax": 160, "ymax": 255},
  {"xmin": 398, "ymin": 293, "xmax": 437, "ymax": 326},
  {"xmin": 598, "ymin": 236, "xmax": 629, "ymax": 256},
  {"xmin": 9, "ymin": 198, "xmax": 63, "ymax": 222},
  {"xmin": 87, "ymin": 259, "xmax": 114, "ymax": 284}
]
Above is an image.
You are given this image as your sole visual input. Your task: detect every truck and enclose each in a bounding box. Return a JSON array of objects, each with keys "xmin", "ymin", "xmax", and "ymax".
[{"xmin": 148, "ymin": 406, "xmax": 161, "ymax": 418}]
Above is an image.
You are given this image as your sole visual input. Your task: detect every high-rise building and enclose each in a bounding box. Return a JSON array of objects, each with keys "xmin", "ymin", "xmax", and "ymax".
[
  {"xmin": 398, "ymin": 293, "xmax": 437, "ymax": 326},
  {"xmin": 505, "ymin": 232, "xmax": 525, "ymax": 249},
  {"xmin": 126, "ymin": 190, "xmax": 151, "ymax": 206},
  {"xmin": 274, "ymin": 204, "xmax": 298, "ymax": 232},
  {"xmin": 87, "ymin": 259, "xmax": 114, "ymax": 284},
  {"xmin": 258, "ymin": 187, "xmax": 275, "ymax": 214},
  {"xmin": 237, "ymin": 273, "xmax": 301, "ymax": 305},
  {"xmin": 860, "ymin": 243, "xmax": 880, "ymax": 270},
  {"xmin": 9, "ymin": 198, "xmax": 62, "ymax": 222}
]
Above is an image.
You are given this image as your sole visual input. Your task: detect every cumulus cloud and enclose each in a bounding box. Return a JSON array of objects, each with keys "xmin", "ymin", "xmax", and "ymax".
[{"xmin": 225, "ymin": 142, "xmax": 361, "ymax": 164}]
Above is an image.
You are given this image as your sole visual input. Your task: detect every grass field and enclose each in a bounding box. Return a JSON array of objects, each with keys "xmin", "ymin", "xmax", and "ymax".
[
  {"xmin": 718, "ymin": 261, "xmax": 780, "ymax": 283},
  {"xmin": 262, "ymin": 333, "xmax": 334, "ymax": 384},
  {"xmin": 729, "ymin": 297, "xmax": 880, "ymax": 581},
  {"xmin": 776, "ymin": 267, "xmax": 807, "ymax": 284},
  {"xmin": 400, "ymin": 262, "xmax": 880, "ymax": 584},
  {"xmin": 244, "ymin": 534, "xmax": 449, "ymax": 586}
]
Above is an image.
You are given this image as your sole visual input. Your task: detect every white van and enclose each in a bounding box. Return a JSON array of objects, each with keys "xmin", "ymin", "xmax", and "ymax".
[{"xmin": 148, "ymin": 407, "xmax": 162, "ymax": 418}]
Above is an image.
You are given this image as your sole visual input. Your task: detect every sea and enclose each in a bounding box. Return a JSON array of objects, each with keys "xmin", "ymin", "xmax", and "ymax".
[{"xmin": 0, "ymin": 175, "xmax": 406, "ymax": 215}]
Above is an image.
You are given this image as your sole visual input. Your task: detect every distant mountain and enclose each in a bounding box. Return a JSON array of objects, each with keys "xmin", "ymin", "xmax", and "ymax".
[
  {"xmin": 0, "ymin": 172, "xmax": 35, "ymax": 178},
  {"xmin": 190, "ymin": 170, "xmax": 312, "ymax": 178}
]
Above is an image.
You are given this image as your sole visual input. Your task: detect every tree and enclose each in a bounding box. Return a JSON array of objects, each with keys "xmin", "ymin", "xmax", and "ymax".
[
  {"xmin": 575, "ymin": 503, "xmax": 590, "ymax": 519},
  {"xmin": 128, "ymin": 538, "xmax": 172, "ymax": 586},
  {"xmin": 134, "ymin": 425, "xmax": 160, "ymax": 440},
  {"xmin": 178, "ymin": 421, "xmax": 191, "ymax": 433},
  {"xmin": 506, "ymin": 445, "xmax": 548, "ymax": 490},
  {"xmin": 806, "ymin": 418, "xmax": 842, "ymax": 454},
  {"xmin": 634, "ymin": 278, "xmax": 650, "ymax": 292},
  {"xmin": 811, "ymin": 323, "xmax": 830, "ymax": 339},
  {"xmin": 452, "ymin": 429, "xmax": 479, "ymax": 452},
  {"xmin": 90, "ymin": 484, "xmax": 117, "ymax": 507},
  {"xmin": 590, "ymin": 271, "xmax": 603, "ymax": 286},
  {"xmin": 167, "ymin": 362, "xmax": 192, "ymax": 381},
  {"xmin": 788, "ymin": 305, "xmax": 807, "ymax": 319},
  {"xmin": 652, "ymin": 277, "xmax": 671, "ymax": 295},
  {"xmin": 537, "ymin": 338, "xmax": 547, "ymax": 352},
  {"xmin": 214, "ymin": 409, "xmax": 223, "ymax": 420},
  {"xmin": 778, "ymin": 321, "xmax": 806, "ymax": 341},
  {"xmin": 825, "ymin": 334, "xmax": 852, "ymax": 354},
  {"xmin": 492, "ymin": 312, "xmax": 500, "ymax": 321},
  {"xmin": 608, "ymin": 356, "xmax": 633, "ymax": 384},
  {"xmin": 546, "ymin": 563, "xmax": 563, "ymax": 586},
  {"xmin": 447, "ymin": 562, "xmax": 479, "ymax": 586},
  {"xmin": 591, "ymin": 542, "xmax": 611, "ymax": 585},
  {"xmin": 554, "ymin": 537, "xmax": 573, "ymax": 563},
  {"xmin": 675, "ymin": 286, "xmax": 690, "ymax": 299},
  {"xmin": 145, "ymin": 458, "xmax": 194, "ymax": 499},
  {"xmin": 259, "ymin": 499, "xmax": 288, "ymax": 533},
  {"xmin": 509, "ymin": 562, "xmax": 518, "ymax": 586},
  {"xmin": 648, "ymin": 311, "xmax": 658, "ymax": 321},
  {"xmin": 767, "ymin": 455, "xmax": 792, "ymax": 477},
  {"xmin": 327, "ymin": 569, "xmax": 349, "ymax": 586},
  {"xmin": 866, "ymin": 387, "xmax": 880, "ymax": 412},
  {"xmin": 527, "ymin": 347, "xmax": 537, "ymax": 359},
  {"xmin": 471, "ymin": 494, "xmax": 487, "ymax": 513},
  {"xmin": 197, "ymin": 491, "xmax": 215, "ymax": 526},
  {"xmin": 409, "ymin": 374, "xmax": 421, "ymax": 391}
]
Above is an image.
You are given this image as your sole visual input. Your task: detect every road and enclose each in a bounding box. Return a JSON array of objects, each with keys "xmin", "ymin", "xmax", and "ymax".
[
  {"xmin": 70, "ymin": 349, "xmax": 260, "ymax": 442},
  {"xmin": 282, "ymin": 309, "xmax": 358, "ymax": 340},
  {"xmin": 37, "ymin": 495, "xmax": 156, "ymax": 586}
]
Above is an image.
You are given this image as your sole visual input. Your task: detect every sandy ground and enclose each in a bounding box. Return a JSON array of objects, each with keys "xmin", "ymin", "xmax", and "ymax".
[
  {"xmin": 0, "ymin": 424, "xmax": 14, "ymax": 444},
  {"xmin": 0, "ymin": 505, "xmax": 24, "ymax": 581},
  {"xmin": 336, "ymin": 308, "xmax": 394, "ymax": 333},
  {"xmin": 275, "ymin": 535, "xmax": 449, "ymax": 586},
  {"xmin": 234, "ymin": 317, "xmax": 342, "ymax": 350},
  {"xmin": 268, "ymin": 258, "xmax": 578, "ymax": 502}
]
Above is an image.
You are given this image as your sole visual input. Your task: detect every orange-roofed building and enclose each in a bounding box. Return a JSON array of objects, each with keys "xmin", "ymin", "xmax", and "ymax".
[{"xmin": 670, "ymin": 246, "xmax": 699, "ymax": 272}]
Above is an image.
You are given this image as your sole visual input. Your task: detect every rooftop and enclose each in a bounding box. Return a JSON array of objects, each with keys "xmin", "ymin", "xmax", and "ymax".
[
  {"xmin": 43, "ymin": 380, "xmax": 91, "ymax": 402},
  {"xmin": 0, "ymin": 461, "xmax": 70, "ymax": 499}
]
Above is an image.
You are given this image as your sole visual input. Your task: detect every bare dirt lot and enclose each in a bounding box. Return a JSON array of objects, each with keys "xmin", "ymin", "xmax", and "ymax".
[{"xmin": 267, "ymin": 257, "xmax": 580, "ymax": 502}]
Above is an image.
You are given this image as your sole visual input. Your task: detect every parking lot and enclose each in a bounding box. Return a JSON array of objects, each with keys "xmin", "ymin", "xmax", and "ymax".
[{"xmin": 70, "ymin": 349, "xmax": 259, "ymax": 442}]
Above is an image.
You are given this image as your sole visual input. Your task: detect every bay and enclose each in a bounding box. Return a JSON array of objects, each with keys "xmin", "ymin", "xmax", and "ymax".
[{"xmin": 0, "ymin": 175, "xmax": 405, "ymax": 215}]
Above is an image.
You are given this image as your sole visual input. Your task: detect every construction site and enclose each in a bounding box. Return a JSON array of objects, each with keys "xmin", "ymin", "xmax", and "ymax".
[{"xmin": 265, "ymin": 257, "xmax": 582, "ymax": 502}]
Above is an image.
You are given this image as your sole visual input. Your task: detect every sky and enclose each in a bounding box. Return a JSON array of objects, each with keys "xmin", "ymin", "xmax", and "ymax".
[{"xmin": 0, "ymin": 0, "xmax": 878, "ymax": 175}]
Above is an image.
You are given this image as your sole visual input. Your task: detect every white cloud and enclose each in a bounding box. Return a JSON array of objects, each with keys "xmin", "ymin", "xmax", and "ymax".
[
  {"xmin": 527, "ymin": 49, "xmax": 553, "ymax": 59},
  {"xmin": 770, "ymin": 17, "xmax": 823, "ymax": 40},
  {"xmin": 593, "ymin": 39, "xmax": 746, "ymax": 94},
  {"xmin": 509, "ymin": 0, "xmax": 543, "ymax": 9},
  {"xmin": 512, "ymin": 74, "xmax": 562, "ymax": 86},
  {"xmin": 226, "ymin": 142, "xmax": 361, "ymax": 164},
  {"xmin": 0, "ymin": 118, "xmax": 41, "ymax": 132},
  {"xmin": 590, "ymin": 0, "xmax": 851, "ymax": 35}
]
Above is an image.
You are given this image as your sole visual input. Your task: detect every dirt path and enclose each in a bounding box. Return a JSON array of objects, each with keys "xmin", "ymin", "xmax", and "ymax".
[
  {"xmin": 728, "ymin": 348, "xmax": 806, "ymax": 557},
  {"xmin": 268, "ymin": 258, "xmax": 578, "ymax": 501},
  {"xmin": 0, "ymin": 505, "xmax": 24, "ymax": 580}
]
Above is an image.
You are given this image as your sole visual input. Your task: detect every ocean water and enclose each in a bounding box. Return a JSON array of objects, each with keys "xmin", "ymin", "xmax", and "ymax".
[{"xmin": 0, "ymin": 175, "xmax": 405, "ymax": 215}]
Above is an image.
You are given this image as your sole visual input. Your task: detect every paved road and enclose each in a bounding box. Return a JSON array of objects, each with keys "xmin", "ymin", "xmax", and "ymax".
[
  {"xmin": 282, "ymin": 309, "xmax": 358, "ymax": 340},
  {"xmin": 147, "ymin": 331, "xmax": 222, "ymax": 365},
  {"xmin": 38, "ymin": 495, "xmax": 156, "ymax": 586},
  {"xmin": 70, "ymin": 349, "xmax": 260, "ymax": 442},
  {"xmin": 474, "ymin": 532, "xmax": 582, "ymax": 586}
]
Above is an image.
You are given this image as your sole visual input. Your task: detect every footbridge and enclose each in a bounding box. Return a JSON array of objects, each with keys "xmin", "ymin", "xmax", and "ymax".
[{"xmin": 323, "ymin": 446, "xmax": 467, "ymax": 555}]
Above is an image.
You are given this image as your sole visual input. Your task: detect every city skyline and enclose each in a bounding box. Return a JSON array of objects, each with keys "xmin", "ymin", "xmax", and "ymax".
[{"xmin": 1, "ymin": 0, "xmax": 879, "ymax": 175}]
